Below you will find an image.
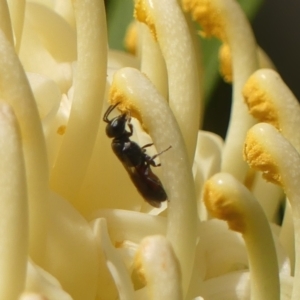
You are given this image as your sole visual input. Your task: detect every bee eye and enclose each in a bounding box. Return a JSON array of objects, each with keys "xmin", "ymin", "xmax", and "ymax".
[{"xmin": 105, "ymin": 117, "xmax": 125, "ymax": 138}]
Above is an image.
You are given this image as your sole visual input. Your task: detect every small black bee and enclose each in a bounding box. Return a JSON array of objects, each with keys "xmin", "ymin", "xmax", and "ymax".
[{"xmin": 103, "ymin": 103, "xmax": 170, "ymax": 207}]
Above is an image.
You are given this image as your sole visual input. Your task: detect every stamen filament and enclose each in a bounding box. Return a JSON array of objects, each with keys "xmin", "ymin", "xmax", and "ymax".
[
  {"xmin": 0, "ymin": 30, "xmax": 48, "ymax": 265},
  {"xmin": 0, "ymin": 0, "xmax": 14, "ymax": 45},
  {"xmin": 183, "ymin": 0, "xmax": 259, "ymax": 181},
  {"xmin": 244, "ymin": 122, "xmax": 300, "ymax": 300},
  {"xmin": 6, "ymin": 0, "xmax": 25, "ymax": 52},
  {"xmin": 110, "ymin": 67, "xmax": 197, "ymax": 296},
  {"xmin": 135, "ymin": 0, "xmax": 202, "ymax": 164},
  {"xmin": 203, "ymin": 172, "xmax": 280, "ymax": 300},
  {"xmin": 133, "ymin": 235, "xmax": 183, "ymax": 300},
  {"xmin": 92, "ymin": 218, "xmax": 136, "ymax": 300},
  {"xmin": 0, "ymin": 102, "xmax": 28, "ymax": 300},
  {"xmin": 51, "ymin": 0, "xmax": 107, "ymax": 204}
]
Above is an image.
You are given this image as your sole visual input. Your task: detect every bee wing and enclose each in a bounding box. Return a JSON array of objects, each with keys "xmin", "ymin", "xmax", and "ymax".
[{"xmin": 122, "ymin": 163, "xmax": 167, "ymax": 207}]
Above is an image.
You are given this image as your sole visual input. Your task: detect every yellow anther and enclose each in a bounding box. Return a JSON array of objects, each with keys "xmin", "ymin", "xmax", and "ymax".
[
  {"xmin": 203, "ymin": 180, "xmax": 246, "ymax": 233},
  {"xmin": 244, "ymin": 129, "xmax": 282, "ymax": 186},
  {"xmin": 134, "ymin": 0, "xmax": 157, "ymax": 40},
  {"xmin": 243, "ymin": 75, "xmax": 280, "ymax": 129},
  {"xmin": 182, "ymin": 0, "xmax": 227, "ymax": 41},
  {"xmin": 219, "ymin": 43, "xmax": 232, "ymax": 82}
]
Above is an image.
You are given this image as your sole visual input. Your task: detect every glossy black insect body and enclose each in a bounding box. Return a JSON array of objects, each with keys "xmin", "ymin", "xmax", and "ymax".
[{"xmin": 103, "ymin": 103, "xmax": 170, "ymax": 207}]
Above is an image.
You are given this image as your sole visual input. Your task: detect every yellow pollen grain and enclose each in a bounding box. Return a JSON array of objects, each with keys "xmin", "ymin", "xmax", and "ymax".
[
  {"xmin": 219, "ymin": 43, "xmax": 232, "ymax": 82},
  {"xmin": 203, "ymin": 181, "xmax": 246, "ymax": 233},
  {"xmin": 57, "ymin": 125, "xmax": 66, "ymax": 135},
  {"xmin": 109, "ymin": 84, "xmax": 145, "ymax": 129},
  {"xmin": 114, "ymin": 241, "xmax": 125, "ymax": 248},
  {"xmin": 182, "ymin": 0, "xmax": 226, "ymax": 41},
  {"xmin": 243, "ymin": 77, "xmax": 280, "ymax": 129},
  {"xmin": 243, "ymin": 131, "xmax": 282, "ymax": 186},
  {"xmin": 134, "ymin": 0, "xmax": 157, "ymax": 40},
  {"xmin": 132, "ymin": 252, "xmax": 147, "ymax": 287},
  {"xmin": 109, "ymin": 85, "xmax": 129, "ymax": 110},
  {"xmin": 124, "ymin": 21, "xmax": 138, "ymax": 55}
]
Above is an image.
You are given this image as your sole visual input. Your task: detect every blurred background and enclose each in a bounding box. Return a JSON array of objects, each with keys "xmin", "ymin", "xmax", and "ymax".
[{"xmin": 254, "ymin": 0, "xmax": 300, "ymax": 101}]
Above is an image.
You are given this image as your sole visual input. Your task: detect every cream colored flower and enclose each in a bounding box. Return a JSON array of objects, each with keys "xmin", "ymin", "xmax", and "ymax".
[{"xmin": 0, "ymin": 0, "xmax": 298, "ymax": 299}]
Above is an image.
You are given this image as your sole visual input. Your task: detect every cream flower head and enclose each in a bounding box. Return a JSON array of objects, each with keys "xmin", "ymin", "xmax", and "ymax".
[{"xmin": 0, "ymin": 0, "xmax": 297, "ymax": 299}]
